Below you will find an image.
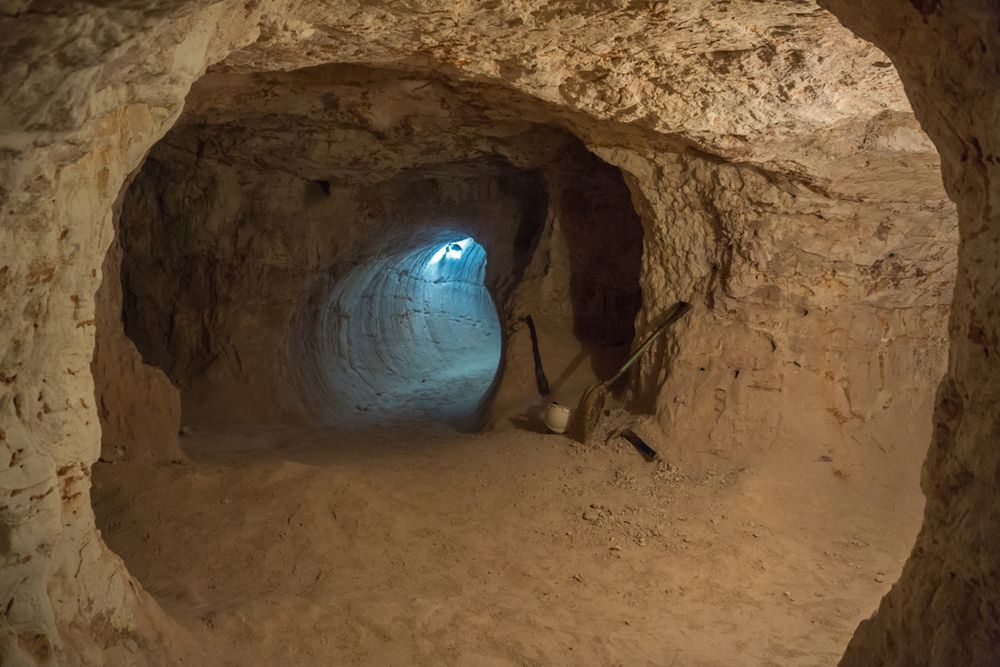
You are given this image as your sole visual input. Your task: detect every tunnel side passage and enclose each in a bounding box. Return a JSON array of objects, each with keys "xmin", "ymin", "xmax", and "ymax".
[{"xmin": 298, "ymin": 230, "xmax": 501, "ymax": 428}]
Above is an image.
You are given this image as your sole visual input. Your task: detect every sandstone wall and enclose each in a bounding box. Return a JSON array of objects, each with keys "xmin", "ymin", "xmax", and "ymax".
[
  {"xmin": 0, "ymin": 4, "xmax": 261, "ymax": 664},
  {"xmin": 818, "ymin": 1, "xmax": 1000, "ymax": 664},
  {"xmin": 595, "ymin": 143, "xmax": 955, "ymax": 464}
]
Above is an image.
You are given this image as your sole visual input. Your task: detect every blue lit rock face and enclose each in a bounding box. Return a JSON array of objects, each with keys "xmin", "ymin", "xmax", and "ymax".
[{"xmin": 315, "ymin": 233, "xmax": 500, "ymax": 428}]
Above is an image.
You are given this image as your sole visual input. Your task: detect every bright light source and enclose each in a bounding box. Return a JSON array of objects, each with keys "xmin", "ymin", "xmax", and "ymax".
[{"xmin": 429, "ymin": 237, "xmax": 474, "ymax": 265}]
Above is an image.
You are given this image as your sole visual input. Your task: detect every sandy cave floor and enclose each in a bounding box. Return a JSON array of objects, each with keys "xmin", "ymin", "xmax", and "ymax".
[{"xmin": 92, "ymin": 423, "xmax": 923, "ymax": 666}]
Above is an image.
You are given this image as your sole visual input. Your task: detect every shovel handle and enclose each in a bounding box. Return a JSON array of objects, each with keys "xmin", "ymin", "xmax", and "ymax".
[{"xmin": 605, "ymin": 301, "xmax": 691, "ymax": 387}]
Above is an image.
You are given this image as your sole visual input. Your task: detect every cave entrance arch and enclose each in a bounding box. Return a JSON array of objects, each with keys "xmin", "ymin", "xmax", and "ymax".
[{"xmin": 2, "ymin": 4, "xmax": 979, "ymax": 665}]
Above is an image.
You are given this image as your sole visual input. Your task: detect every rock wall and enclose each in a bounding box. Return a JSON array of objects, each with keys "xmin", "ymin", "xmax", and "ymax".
[
  {"xmin": 597, "ymin": 143, "xmax": 955, "ymax": 462},
  {"xmin": 92, "ymin": 197, "xmax": 183, "ymax": 465},
  {"xmin": 0, "ymin": 1, "xmax": 979, "ymax": 664},
  {"xmin": 0, "ymin": 4, "xmax": 261, "ymax": 664},
  {"xmin": 818, "ymin": 1, "xmax": 1000, "ymax": 664}
]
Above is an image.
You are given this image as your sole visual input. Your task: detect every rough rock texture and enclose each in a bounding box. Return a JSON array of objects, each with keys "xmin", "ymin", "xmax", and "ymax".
[
  {"xmin": 606, "ymin": 144, "xmax": 954, "ymax": 459},
  {"xmin": 817, "ymin": 1, "xmax": 1000, "ymax": 664},
  {"xmin": 0, "ymin": 0, "xmax": 979, "ymax": 664},
  {"xmin": 0, "ymin": 6, "xmax": 256, "ymax": 664}
]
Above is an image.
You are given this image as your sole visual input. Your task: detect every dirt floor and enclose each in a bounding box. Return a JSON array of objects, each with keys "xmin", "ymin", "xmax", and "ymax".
[{"xmin": 92, "ymin": 421, "xmax": 924, "ymax": 666}]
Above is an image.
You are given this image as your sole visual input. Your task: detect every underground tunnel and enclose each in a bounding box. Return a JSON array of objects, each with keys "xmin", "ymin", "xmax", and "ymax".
[
  {"xmin": 2, "ymin": 2, "xmax": 998, "ymax": 666},
  {"xmin": 112, "ymin": 75, "xmax": 645, "ymax": 434},
  {"xmin": 301, "ymin": 231, "xmax": 503, "ymax": 428}
]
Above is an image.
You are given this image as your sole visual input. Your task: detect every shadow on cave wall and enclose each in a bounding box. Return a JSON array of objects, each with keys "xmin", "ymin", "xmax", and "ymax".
[{"xmin": 557, "ymin": 145, "xmax": 644, "ymax": 381}]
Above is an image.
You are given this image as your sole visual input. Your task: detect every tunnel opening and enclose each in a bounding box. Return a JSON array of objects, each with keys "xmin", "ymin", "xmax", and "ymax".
[
  {"xmin": 107, "ymin": 63, "xmax": 652, "ymax": 434},
  {"xmin": 309, "ymin": 232, "xmax": 502, "ymax": 429}
]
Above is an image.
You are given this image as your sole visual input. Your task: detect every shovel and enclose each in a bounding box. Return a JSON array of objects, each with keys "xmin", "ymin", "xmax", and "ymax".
[{"xmin": 570, "ymin": 301, "xmax": 692, "ymax": 443}]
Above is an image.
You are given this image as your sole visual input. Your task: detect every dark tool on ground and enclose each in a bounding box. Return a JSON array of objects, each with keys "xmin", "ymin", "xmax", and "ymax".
[
  {"xmin": 524, "ymin": 315, "xmax": 551, "ymax": 397},
  {"xmin": 620, "ymin": 428, "xmax": 658, "ymax": 461},
  {"xmin": 570, "ymin": 301, "xmax": 692, "ymax": 443}
]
